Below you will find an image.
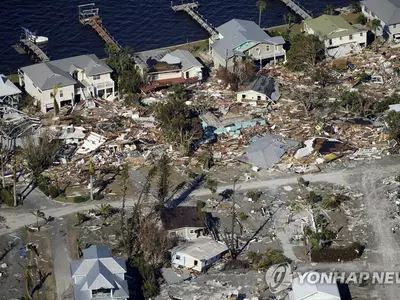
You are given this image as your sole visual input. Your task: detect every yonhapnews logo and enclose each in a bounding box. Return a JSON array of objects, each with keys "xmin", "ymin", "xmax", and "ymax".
[{"xmin": 265, "ymin": 263, "xmax": 293, "ymax": 294}]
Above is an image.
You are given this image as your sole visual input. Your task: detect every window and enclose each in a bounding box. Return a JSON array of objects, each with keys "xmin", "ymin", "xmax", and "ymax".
[
  {"xmin": 266, "ymin": 45, "xmax": 270, "ymax": 51},
  {"xmin": 394, "ymin": 24, "xmax": 397, "ymax": 29},
  {"xmin": 190, "ymin": 230, "xmax": 194, "ymax": 233},
  {"xmin": 93, "ymin": 74, "xmax": 101, "ymax": 80},
  {"xmin": 339, "ymin": 36, "xmax": 342, "ymax": 40},
  {"xmin": 360, "ymin": 32, "xmax": 363, "ymax": 36},
  {"xmin": 242, "ymin": 94, "xmax": 246, "ymax": 99},
  {"xmin": 50, "ymin": 92, "xmax": 54, "ymax": 98},
  {"xmin": 92, "ymin": 288, "xmax": 111, "ymax": 298},
  {"xmin": 329, "ymin": 39, "xmax": 333, "ymax": 45},
  {"xmin": 194, "ymin": 260, "xmax": 198, "ymax": 266},
  {"xmin": 59, "ymin": 90, "xmax": 63, "ymax": 98},
  {"xmin": 175, "ymin": 255, "xmax": 181, "ymax": 260},
  {"xmin": 349, "ymin": 34, "xmax": 353, "ymax": 40},
  {"xmin": 257, "ymin": 95, "xmax": 262, "ymax": 101}
]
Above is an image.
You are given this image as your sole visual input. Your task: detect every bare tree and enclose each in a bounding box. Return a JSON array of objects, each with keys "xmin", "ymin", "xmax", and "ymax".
[
  {"xmin": 22, "ymin": 130, "xmax": 59, "ymax": 186},
  {"xmin": 297, "ymin": 88, "xmax": 327, "ymax": 117}
]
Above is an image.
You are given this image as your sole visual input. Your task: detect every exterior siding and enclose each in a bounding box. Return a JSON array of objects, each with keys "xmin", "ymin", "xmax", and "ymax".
[
  {"xmin": 184, "ymin": 66, "xmax": 203, "ymax": 79},
  {"xmin": 324, "ymin": 31, "xmax": 367, "ymax": 48},
  {"xmin": 168, "ymin": 227, "xmax": 204, "ymax": 240},
  {"xmin": 361, "ymin": 5, "xmax": 387, "ymax": 37},
  {"xmin": 41, "ymin": 85, "xmax": 75, "ymax": 112},
  {"xmin": 237, "ymin": 90, "xmax": 269, "ymax": 103},
  {"xmin": 245, "ymin": 43, "xmax": 286, "ymax": 60},
  {"xmin": 171, "ymin": 251, "xmax": 225, "ymax": 272}
]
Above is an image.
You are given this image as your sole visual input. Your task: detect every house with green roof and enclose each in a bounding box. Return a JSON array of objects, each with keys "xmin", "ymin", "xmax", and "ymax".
[{"xmin": 304, "ymin": 14, "xmax": 367, "ymax": 58}]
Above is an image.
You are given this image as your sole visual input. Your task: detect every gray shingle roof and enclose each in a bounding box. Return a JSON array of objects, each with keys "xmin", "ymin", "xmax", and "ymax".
[
  {"xmin": 242, "ymin": 134, "xmax": 299, "ymax": 169},
  {"xmin": 242, "ymin": 76, "xmax": 277, "ymax": 99},
  {"xmin": 166, "ymin": 49, "xmax": 203, "ymax": 71},
  {"xmin": 0, "ymin": 74, "xmax": 21, "ymax": 97},
  {"xmin": 361, "ymin": 0, "xmax": 400, "ymax": 25},
  {"xmin": 70, "ymin": 245, "xmax": 129, "ymax": 300},
  {"xmin": 212, "ymin": 19, "xmax": 285, "ymax": 58},
  {"xmin": 20, "ymin": 54, "xmax": 112, "ymax": 91}
]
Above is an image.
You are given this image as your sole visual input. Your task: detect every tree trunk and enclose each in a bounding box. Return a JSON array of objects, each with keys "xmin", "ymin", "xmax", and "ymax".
[
  {"xmin": 13, "ymin": 161, "xmax": 17, "ymax": 207},
  {"xmin": 90, "ymin": 174, "xmax": 93, "ymax": 201},
  {"xmin": 1, "ymin": 153, "xmax": 4, "ymax": 188},
  {"xmin": 259, "ymin": 10, "xmax": 262, "ymax": 27}
]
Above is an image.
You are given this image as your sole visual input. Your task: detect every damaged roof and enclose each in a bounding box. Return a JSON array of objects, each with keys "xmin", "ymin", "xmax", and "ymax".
[
  {"xmin": 0, "ymin": 74, "xmax": 21, "ymax": 97},
  {"xmin": 161, "ymin": 206, "xmax": 207, "ymax": 230},
  {"xmin": 241, "ymin": 134, "xmax": 299, "ymax": 169},
  {"xmin": 240, "ymin": 76, "xmax": 278, "ymax": 100},
  {"xmin": 170, "ymin": 237, "xmax": 228, "ymax": 261}
]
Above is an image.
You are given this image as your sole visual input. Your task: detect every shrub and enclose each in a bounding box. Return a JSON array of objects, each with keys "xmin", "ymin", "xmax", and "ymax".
[
  {"xmin": 49, "ymin": 185, "xmax": 59, "ymax": 199},
  {"xmin": 1, "ymin": 188, "xmax": 14, "ymax": 207},
  {"xmin": 73, "ymin": 196, "xmax": 87, "ymax": 203},
  {"xmin": 38, "ymin": 182, "xmax": 50, "ymax": 196},
  {"xmin": 307, "ymin": 191, "xmax": 321, "ymax": 204},
  {"xmin": 321, "ymin": 194, "xmax": 341, "ymax": 209},
  {"xmin": 256, "ymin": 249, "xmax": 291, "ymax": 270},
  {"xmin": 94, "ymin": 193, "xmax": 104, "ymax": 201},
  {"xmin": 196, "ymin": 200, "xmax": 206, "ymax": 211},
  {"xmin": 239, "ymin": 211, "xmax": 249, "ymax": 221},
  {"xmin": 246, "ymin": 190, "xmax": 262, "ymax": 201}
]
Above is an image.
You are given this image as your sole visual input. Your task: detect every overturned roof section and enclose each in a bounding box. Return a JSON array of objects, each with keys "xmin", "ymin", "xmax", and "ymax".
[
  {"xmin": 0, "ymin": 75, "xmax": 22, "ymax": 98},
  {"xmin": 241, "ymin": 134, "xmax": 299, "ymax": 169},
  {"xmin": 361, "ymin": 0, "xmax": 400, "ymax": 25},
  {"xmin": 161, "ymin": 206, "xmax": 207, "ymax": 230},
  {"xmin": 212, "ymin": 19, "xmax": 285, "ymax": 58},
  {"xmin": 305, "ymin": 14, "xmax": 360, "ymax": 39},
  {"xmin": 20, "ymin": 54, "xmax": 112, "ymax": 91},
  {"xmin": 70, "ymin": 245, "xmax": 128, "ymax": 300},
  {"xmin": 170, "ymin": 237, "xmax": 228, "ymax": 261},
  {"xmin": 240, "ymin": 76, "xmax": 280, "ymax": 101},
  {"xmin": 289, "ymin": 275, "xmax": 341, "ymax": 300}
]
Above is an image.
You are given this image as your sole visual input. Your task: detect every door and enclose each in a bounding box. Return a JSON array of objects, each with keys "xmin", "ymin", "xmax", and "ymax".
[{"xmin": 185, "ymin": 71, "xmax": 189, "ymax": 79}]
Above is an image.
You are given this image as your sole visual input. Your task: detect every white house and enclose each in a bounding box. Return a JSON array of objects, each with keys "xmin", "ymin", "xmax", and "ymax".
[
  {"xmin": 236, "ymin": 75, "xmax": 280, "ymax": 106},
  {"xmin": 289, "ymin": 275, "xmax": 341, "ymax": 300},
  {"xmin": 209, "ymin": 19, "xmax": 286, "ymax": 69},
  {"xmin": 18, "ymin": 54, "xmax": 115, "ymax": 113},
  {"xmin": 170, "ymin": 237, "xmax": 228, "ymax": 272},
  {"xmin": 134, "ymin": 49, "xmax": 203, "ymax": 92},
  {"xmin": 70, "ymin": 245, "xmax": 129, "ymax": 300},
  {"xmin": 0, "ymin": 74, "xmax": 22, "ymax": 109},
  {"xmin": 361, "ymin": 0, "xmax": 400, "ymax": 41},
  {"xmin": 304, "ymin": 14, "xmax": 367, "ymax": 58},
  {"xmin": 161, "ymin": 206, "xmax": 208, "ymax": 240}
]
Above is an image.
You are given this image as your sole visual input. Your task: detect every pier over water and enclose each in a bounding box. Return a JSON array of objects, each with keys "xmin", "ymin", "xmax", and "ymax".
[{"xmin": 171, "ymin": 1, "xmax": 218, "ymax": 38}]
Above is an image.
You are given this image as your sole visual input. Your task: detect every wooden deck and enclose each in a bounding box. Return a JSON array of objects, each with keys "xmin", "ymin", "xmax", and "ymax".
[
  {"xmin": 20, "ymin": 39, "xmax": 50, "ymax": 62},
  {"xmin": 80, "ymin": 16, "xmax": 121, "ymax": 50},
  {"xmin": 141, "ymin": 77, "xmax": 199, "ymax": 93},
  {"xmin": 279, "ymin": 0, "xmax": 313, "ymax": 20}
]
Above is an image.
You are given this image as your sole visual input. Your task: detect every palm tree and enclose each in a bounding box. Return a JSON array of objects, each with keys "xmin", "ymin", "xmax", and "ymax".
[
  {"xmin": 88, "ymin": 158, "xmax": 94, "ymax": 201},
  {"xmin": 30, "ymin": 209, "xmax": 45, "ymax": 230},
  {"xmin": 97, "ymin": 203, "xmax": 113, "ymax": 220},
  {"xmin": 283, "ymin": 13, "xmax": 294, "ymax": 31},
  {"xmin": 204, "ymin": 177, "xmax": 218, "ymax": 200},
  {"xmin": 324, "ymin": 5, "xmax": 335, "ymax": 15},
  {"xmin": 52, "ymin": 83, "xmax": 61, "ymax": 117},
  {"xmin": 369, "ymin": 19, "xmax": 381, "ymax": 41},
  {"xmin": 256, "ymin": 0, "xmax": 267, "ymax": 27}
]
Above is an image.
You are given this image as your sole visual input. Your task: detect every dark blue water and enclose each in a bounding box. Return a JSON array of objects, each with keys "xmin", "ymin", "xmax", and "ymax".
[{"xmin": 0, "ymin": 0, "xmax": 350, "ymax": 73}]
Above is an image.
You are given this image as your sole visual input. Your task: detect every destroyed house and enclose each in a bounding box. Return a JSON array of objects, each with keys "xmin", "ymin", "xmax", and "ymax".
[
  {"xmin": 161, "ymin": 206, "xmax": 208, "ymax": 240},
  {"xmin": 18, "ymin": 54, "xmax": 115, "ymax": 113},
  {"xmin": 70, "ymin": 245, "xmax": 129, "ymax": 300},
  {"xmin": 209, "ymin": 19, "xmax": 286, "ymax": 69},
  {"xmin": 170, "ymin": 237, "xmax": 228, "ymax": 272},
  {"xmin": 236, "ymin": 75, "xmax": 280, "ymax": 105},
  {"xmin": 134, "ymin": 49, "xmax": 203, "ymax": 92},
  {"xmin": 289, "ymin": 275, "xmax": 341, "ymax": 300},
  {"xmin": 0, "ymin": 74, "xmax": 21, "ymax": 109},
  {"xmin": 361, "ymin": 0, "xmax": 400, "ymax": 41}
]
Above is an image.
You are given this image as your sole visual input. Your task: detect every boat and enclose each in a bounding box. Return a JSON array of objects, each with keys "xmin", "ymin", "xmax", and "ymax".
[{"xmin": 21, "ymin": 27, "xmax": 48, "ymax": 46}]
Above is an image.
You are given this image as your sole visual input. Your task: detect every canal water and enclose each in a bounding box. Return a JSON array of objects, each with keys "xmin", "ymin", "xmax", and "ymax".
[{"xmin": 0, "ymin": 0, "xmax": 351, "ymax": 73}]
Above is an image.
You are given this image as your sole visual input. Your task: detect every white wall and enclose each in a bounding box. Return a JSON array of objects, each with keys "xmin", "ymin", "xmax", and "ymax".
[
  {"xmin": 324, "ymin": 31, "xmax": 367, "ymax": 48},
  {"xmin": 169, "ymin": 227, "xmax": 204, "ymax": 240},
  {"xmin": 150, "ymin": 71, "xmax": 182, "ymax": 81},
  {"xmin": 361, "ymin": 5, "xmax": 386, "ymax": 37},
  {"xmin": 85, "ymin": 73, "xmax": 113, "ymax": 86},
  {"xmin": 245, "ymin": 43, "xmax": 286, "ymax": 60},
  {"xmin": 184, "ymin": 67, "xmax": 203, "ymax": 79},
  {"xmin": 237, "ymin": 90, "xmax": 269, "ymax": 103},
  {"xmin": 41, "ymin": 84, "xmax": 75, "ymax": 112},
  {"xmin": 171, "ymin": 252, "xmax": 204, "ymax": 272}
]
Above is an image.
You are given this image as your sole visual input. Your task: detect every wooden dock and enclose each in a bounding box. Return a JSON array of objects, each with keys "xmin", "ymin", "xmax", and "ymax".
[
  {"xmin": 171, "ymin": 1, "xmax": 218, "ymax": 38},
  {"xmin": 20, "ymin": 39, "xmax": 50, "ymax": 62},
  {"xmin": 79, "ymin": 3, "xmax": 122, "ymax": 50},
  {"xmin": 280, "ymin": 0, "xmax": 313, "ymax": 20}
]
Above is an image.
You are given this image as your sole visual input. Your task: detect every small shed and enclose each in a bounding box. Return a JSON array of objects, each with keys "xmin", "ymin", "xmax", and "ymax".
[
  {"xmin": 0, "ymin": 75, "xmax": 22, "ymax": 109},
  {"xmin": 170, "ymin": 237, "xmax": 228, "ymax": 272}
]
